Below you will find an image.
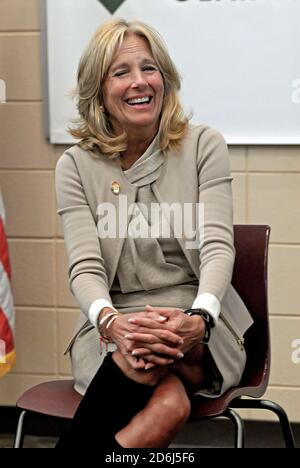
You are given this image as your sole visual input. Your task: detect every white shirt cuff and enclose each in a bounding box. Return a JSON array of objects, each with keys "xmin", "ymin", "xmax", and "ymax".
[
  {"xmin": 191, "ymin": 293, "xmax": 221, "ymax": 326},
  {"xmin": 88, "ymin": 299, "xmax": 118, "ymax": 327}
]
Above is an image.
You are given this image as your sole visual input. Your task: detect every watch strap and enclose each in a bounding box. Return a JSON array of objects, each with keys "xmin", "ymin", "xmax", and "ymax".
[{"xmin": 184, "ymin": 308, "xmax": 214, "ymax": 344}]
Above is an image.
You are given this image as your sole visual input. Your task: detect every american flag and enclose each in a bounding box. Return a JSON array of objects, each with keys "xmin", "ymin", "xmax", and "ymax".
[{"xmin": 0, "ymin": 190, "xmax": 15, "ymax": 376}]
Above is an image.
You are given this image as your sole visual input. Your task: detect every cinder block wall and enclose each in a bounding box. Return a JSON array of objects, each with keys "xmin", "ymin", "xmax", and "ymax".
[{"xmin": 0, "ymin": 0, "xmax": 299, "ymax": 422}]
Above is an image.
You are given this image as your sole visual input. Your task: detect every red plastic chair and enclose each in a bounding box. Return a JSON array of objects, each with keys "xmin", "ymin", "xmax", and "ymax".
[
  {"xmin": 189, "ymin": 224, "xmax": 295, "ymax": 448},
  {"xmin": 14, "ymin": 225, "xmax": 295, "ymax": 448}
]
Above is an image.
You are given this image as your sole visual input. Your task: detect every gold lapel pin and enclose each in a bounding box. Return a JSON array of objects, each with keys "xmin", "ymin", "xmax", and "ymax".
[{"xmin": 111, "ymin": 181, "xmax": 121, "ymax": 195}]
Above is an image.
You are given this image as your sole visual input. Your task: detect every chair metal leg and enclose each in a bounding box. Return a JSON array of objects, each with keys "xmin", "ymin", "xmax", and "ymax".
[
  {"xmin": 257, "ymin": 400, "xmax": 295, "ymax": 448},
  {"xmin": 231, "ymin": 398, "xmax": 295, "ymax": 448},
  {"xmin": 223, "ymin": 408, "xmax": 245, "ymax": 448},
  {"xmin": 14, "ymin": 410, "xmax": 27, "ymax": 448}
]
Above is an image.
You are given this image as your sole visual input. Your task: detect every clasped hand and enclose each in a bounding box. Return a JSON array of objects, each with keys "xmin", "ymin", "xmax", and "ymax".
[{"xmin": 108, "ymin": 305, "xmax": 205, "ymax": 371}]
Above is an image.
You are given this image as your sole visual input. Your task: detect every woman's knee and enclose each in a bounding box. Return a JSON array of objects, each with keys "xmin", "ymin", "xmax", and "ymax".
[
  {"xmin": 157, "ymin": 375, "xmax": 191, "ymax": 424},
  {"xmin": 173, "ymin": 389, "xmax": 191, "ymax": 423}
]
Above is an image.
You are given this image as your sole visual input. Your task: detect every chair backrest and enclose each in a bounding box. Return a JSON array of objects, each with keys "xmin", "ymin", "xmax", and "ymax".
[{"xmin": 231, "ymin": 224, "xmax": 271, "ymax": 395}]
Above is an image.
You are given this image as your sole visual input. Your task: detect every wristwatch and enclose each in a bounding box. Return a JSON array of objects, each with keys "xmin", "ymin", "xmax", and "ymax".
[{"xmin": 184, "ymin": 308, "xmax": 215, "ymax": 344}]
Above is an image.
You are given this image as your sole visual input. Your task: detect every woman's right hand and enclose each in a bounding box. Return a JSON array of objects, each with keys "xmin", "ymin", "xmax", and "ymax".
[{"xmin": 103, "ymin": 310, "xmax": 184, "ymax": 370}]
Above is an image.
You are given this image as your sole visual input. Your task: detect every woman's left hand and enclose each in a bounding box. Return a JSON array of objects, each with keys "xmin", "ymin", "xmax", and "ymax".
[{"xmin": 127, "ymin": 305, "xmax": 206, "ymax": 365}]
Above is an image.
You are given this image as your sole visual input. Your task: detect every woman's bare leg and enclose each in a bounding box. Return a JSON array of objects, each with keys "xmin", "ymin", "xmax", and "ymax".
[
  {"xmin": 111, "ymin": 344, "xmax": 210, "ymax": 448},
  {"xmin": 115, "ymin": 373, "xmax": 191, "ymax": 448}
]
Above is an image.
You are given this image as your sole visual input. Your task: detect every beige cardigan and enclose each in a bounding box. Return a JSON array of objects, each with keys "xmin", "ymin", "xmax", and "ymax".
[{"xmin": 55, "ymin": 124, "xmax": 253, "ymax": 395}]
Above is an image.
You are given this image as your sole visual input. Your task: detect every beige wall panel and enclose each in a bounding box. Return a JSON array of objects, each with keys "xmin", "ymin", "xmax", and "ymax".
[
  {"xmin": 246, "ymin": 386, "xmax": 300, "ymax": 423},
  {"xmin": 56, "ymin": 241, "xmax": 77, "ymax": 308},
  {"xmin": 13, "ymin": 307, "xmax": 57, "ymax": 374},
  {"xmin": 229, "ymin": 146, "xmax": 247, "ymax": 172},
  {"xmin": 8, "ymin": 240, "xmax": 55, "ymax": 306},
  {"xmin": 0, "ymin": 103, "xmax": 56, "ymax": 169},
  {"xmin": 53, "ymin": 145, "xmax": 70, "ymax": 162},
  {"xmin": 232, "ymin": 173, "xmax": 247, "ymax": 224},
  {"xmin": 0, "ymin": 374, "xmax": 57, "ymax": 406},
  {"xmin": 0, "ymin": 33, "xmax": 42, "ymax": 100},
  {"xmin": 0, "ymin": 171, "xmax": 55, "ymax": 237},
  {"xmin": 268, "ymin": 316, "xmax": 300, "ymax": 387},
  {"xmin": 248, "ymin": 174, "xmax": 300, "ymax": 243},
  {"xmin": 248, "ymin": 146, "xmax": 300, "ymax": 172},
  {"xmin": 0, "ymin": 0, "xmax": 40, "ymax": 31},
  {"xmin": 58, "ymin": 310, "xmax": 80, "ymax": 375},
  {"xmin": 269, "ymin": 245, "xmax": 300, "ymax": 316}
]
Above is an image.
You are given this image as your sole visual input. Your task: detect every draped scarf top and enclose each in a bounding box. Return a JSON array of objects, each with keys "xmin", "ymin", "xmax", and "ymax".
[{"xmin": 110, "ymin": 133, "xmax": 199, "ymax": 312}]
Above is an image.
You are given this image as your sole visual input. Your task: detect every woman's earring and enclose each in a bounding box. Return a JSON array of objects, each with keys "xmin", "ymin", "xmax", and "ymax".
[{"xmin": 99, "ymin": 105, "xmax": 104, "ymax": 112}]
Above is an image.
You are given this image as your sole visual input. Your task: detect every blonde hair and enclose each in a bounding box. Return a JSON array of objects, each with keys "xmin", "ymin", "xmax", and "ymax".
[{"xmin": 70, "ymin": 19, "xmax": 189, "ymax": 158}]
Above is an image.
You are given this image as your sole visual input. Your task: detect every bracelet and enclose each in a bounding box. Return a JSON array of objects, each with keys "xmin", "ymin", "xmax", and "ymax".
[
  {"xmin": 99, "ymin": 311, "xmax": 119, "ymax": 327},
  {"xmin": 106, "ymin": 314, "xmax": 120, "ymax": 330},
  {"xmin": 98, "ymin": 310, "xmax": 122, "ymax": 343}
]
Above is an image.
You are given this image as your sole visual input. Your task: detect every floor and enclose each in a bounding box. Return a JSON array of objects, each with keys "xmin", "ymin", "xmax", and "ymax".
[
  {"xmin": 1, "ymin": 419, "xmax": 299, "ymax": 448},
  {"xmin": 0, "ymin": 435, "xmax": 57, "ymax": 449}
]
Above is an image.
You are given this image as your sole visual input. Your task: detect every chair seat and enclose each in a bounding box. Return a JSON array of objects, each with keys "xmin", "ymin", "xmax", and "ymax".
[
  {"xmin": 16, "ymin": 380, "xmax": 82, "ymax": 420},
  {"xmin": 190, "ymin": 384, "xmax": 267, "ymax": 420}
]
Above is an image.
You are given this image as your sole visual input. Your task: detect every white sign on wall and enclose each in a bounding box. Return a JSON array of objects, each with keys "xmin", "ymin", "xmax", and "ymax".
[{"xmin": 42, "ymin": 0, "xmax": 300, "ymax": 145}]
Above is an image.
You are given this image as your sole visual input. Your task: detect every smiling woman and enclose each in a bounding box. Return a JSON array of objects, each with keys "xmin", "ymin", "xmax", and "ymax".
[
  {"xmin": 69, "ymin": 19, "xmax": 187, "ymax": 158},
  {"xmin": 55, "ymin": 18, "xmax": 253, "ymax": 450},
  {"xmin": 102, "ymin": 33, "xmax": 165, "ymax": 168}
]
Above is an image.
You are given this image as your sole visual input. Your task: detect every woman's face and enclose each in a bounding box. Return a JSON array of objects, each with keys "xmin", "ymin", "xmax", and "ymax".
[{"xmin": 103, "ymin": 33, "xmax": 164, "ymax": 136}]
